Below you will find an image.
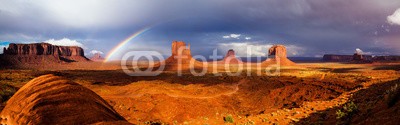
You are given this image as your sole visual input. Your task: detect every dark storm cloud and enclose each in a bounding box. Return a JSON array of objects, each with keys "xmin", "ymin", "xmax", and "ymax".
[{"xmin": 0, "ymin": 0, "xmax": 399, "ymax": 57}]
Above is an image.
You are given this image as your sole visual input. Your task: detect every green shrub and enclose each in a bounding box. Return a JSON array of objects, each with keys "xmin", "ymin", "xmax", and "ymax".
[
  {"xmin": 336, "ymin": 101, "xmax": 358, "ymax": 124},
  {"xmin": 224, "ymin": 114, "xmax": 234, "ymax": 123},
  {"xmin": 336, "ymin": 109, "xmax": 346, "ymax": 119}
]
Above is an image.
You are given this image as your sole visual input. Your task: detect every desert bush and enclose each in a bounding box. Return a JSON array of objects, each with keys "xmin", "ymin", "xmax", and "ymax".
[
  {"xmin": 336, "ymin": 101, "xmax": 358, "ymax": 124},
  {"xmin": 336, "ymin": 101, "xmax": 358, "ymax": 119},
  {"xmin": 224, "ymin": 114, "xmax": 234, "ymax": 123},
  {"xmin": 336, "ymin": 109, "xmax": 346, "ymax": 119},
  {"xmin": 386, "ymin": 84, "xmax": 400, "ymax": 107}
]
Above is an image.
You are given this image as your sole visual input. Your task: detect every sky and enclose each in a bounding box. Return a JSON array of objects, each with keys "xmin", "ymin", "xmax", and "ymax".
[{"xmin": 0, "ymin": 0, "xmax": 400, "ymax": 60}]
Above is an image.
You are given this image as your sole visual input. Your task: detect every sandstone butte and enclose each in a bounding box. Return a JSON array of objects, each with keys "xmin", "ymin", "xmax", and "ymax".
[
  {"xmin": 0, "ymin": 43, "xmax": 89, "ymax": 66},
  {"xmin": 160, "ymin": 41, "xmax": 203, "ymax": 70},
  {"xmin": 90, "ymin": 53, "xmax": 105, "ymax": 62},
  {"xmin": 219, "ymin": 49, "xmax": 243, "ymax": 64},
  {"xmin": 262, "ymin": 44, "xmax": 296, "ymax": 66},
  {"xmin": 0, "ymin": 74, "xmax": 131, "ymax": 125}
]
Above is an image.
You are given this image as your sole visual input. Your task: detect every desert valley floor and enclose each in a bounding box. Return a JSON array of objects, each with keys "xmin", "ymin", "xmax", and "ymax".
[{"xmin": 0, "ymin": 62, "xmax": 399, "ymax": 125}]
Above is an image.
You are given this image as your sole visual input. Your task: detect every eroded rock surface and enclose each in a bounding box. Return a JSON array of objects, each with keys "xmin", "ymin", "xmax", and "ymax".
[{"xmin": 0, "ymin": 74, "xmax": 131, "ymax": 125}]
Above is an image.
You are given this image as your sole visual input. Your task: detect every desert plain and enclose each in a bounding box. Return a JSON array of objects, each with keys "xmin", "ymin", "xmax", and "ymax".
[{"xmin": 0, "ymin": 60, "xmax": 399, "ymax": 125}]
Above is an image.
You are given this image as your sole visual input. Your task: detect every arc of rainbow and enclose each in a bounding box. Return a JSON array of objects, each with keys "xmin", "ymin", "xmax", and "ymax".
[{"xmin": 104, "ymin": 27, "xmax": 151, "ymax": 62}]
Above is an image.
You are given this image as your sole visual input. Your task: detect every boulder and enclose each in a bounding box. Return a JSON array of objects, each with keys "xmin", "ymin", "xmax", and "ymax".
[{"xmin": 0, "ymin": 74, "xmax": 131, "ymax": 125}]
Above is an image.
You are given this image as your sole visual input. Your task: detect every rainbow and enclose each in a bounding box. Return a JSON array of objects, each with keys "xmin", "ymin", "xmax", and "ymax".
[{"xmin": 104, "ymin": 27, "xmax": 151, "ymax": 62}]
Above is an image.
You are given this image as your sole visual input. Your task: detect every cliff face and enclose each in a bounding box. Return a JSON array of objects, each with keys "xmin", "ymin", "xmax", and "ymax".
[
  {"xmin": 171, "ymin": 41, "xmax": 191, "ymax": 57},
  {"xmin": 3, "ymin": 43, "xmax": 84, "ymax": 56},
  {"xmin": 0, "ymin": 43, "xmax": 89, "ymax": 66}
]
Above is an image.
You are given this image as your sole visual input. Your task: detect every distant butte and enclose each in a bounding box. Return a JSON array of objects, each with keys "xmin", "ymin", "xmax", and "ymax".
[
  {"xmin": 220, "ymin": 49, "xmax": 242, "ymax": 64},
  {"xmin": 161, "ymin": 41, "xmax": 203, "ymax": 70},
  {"xmin": 262, "ymin": 44, "xmax": 296, "ymax": 66},
  {"xmin": 90, "ymin": 53, "xmax": 105, "ymax": 62}
]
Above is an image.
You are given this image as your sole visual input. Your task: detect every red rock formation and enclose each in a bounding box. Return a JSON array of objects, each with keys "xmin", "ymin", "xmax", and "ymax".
[
  {"xmin": 220, "ymin": 49, "xmax": 242, "ymax": 64},
  {"xmin": 0, "ymin": 43, "xmax": 89, "ymax": 66},
  {"xmin": 268, "ymin": 45, "xmax": 287, "ymax": 59},
  {"xmin": 0, "ymin": 74, "xmax": 130, "ymax": 125},
  {"xmin": 4, "ymin": 43, "xmax": 84, "ymax": 56},
  {"xmin": 90, "ymin": 53, "xmax": 105, "ymax": 62},
  {"xmin": 262, "ymin": 44, "xmax": 295, "ymax": 66},
  {"xmin": 161, "ymin": 41, "xmax": 202, "ymax": 70},
  {"xmin": 171, "ymin": 41, "xmax": 191, "ymax": 57},
  {"xmin": 373, "ymin": 55, "xmax": 400, "ymax": 62},
  {"xmin": 323, "ymin": 54, "xmax": 353, "ymax": 62}
]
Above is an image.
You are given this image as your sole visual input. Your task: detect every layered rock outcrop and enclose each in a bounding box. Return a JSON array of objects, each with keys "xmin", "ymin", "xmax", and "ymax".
[
  {"xmin": 4, "ymin": 43, "xmax": 84, "ymax": 56},
  {"xmin": 0, "ymin": 74, "xmax": 130, "ymax": 125},
  {"xmin": 0, "ymin": 43, "xmax": 89, "ymax": 66},
  {"xmin": 220, "ymin": 49, "xmax": 242, "ymax": 64},
  {"xmin": 262, "ymin": 44, "xmax": 296, "ymax": 66}
]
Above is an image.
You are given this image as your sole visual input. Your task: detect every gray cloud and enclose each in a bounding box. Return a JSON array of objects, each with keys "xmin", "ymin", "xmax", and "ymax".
[{"xmin": 0, "ymin": 0, "xmax": 400, "ymax": 59}]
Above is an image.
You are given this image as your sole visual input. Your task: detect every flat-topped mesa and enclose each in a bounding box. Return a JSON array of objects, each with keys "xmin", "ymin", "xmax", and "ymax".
[
  {"xmin": 262, "ymin": 44, "xmax": 296, "ymax": 66},
  {"xmin": 3, "ymin": 43, "xmax": 85, "ymax": 56},
  {"xmin": 323, "ymin": 54, "xmax": 353, "ymax": 62},
  {"xmin": 0, "ymin": 43, "xmax": 89, "ymax": 66},
  {"xmin": 221, "ymin": 49, "xmax": 242, "ymax": 64}
]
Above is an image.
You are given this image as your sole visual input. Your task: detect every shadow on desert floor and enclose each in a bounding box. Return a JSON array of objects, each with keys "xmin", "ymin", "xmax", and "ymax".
[{"xmin": 295, "ymin": 78, "xmax": 400, "ymax": 125}]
